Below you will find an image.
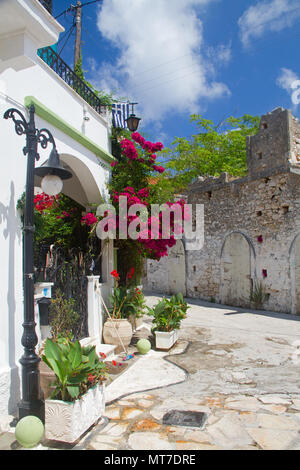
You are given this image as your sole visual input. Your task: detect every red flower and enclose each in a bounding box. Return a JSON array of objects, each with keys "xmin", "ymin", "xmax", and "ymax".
[
  {"xmin": 88, "ymin": 374, "xmax": 96, "ymax": 383},
  {"xmin": 110, "ymin": 269, "xmax": 120, "ymax": 280},
  {"xmin": 127, "ymin": 267, "xmax": 135, "ymax": 279}
]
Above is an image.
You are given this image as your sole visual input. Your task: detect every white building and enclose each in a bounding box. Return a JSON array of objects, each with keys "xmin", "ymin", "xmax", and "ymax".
[{"xmin": 0, "ymin": 0, "xmax": 114, "ymax": 415}]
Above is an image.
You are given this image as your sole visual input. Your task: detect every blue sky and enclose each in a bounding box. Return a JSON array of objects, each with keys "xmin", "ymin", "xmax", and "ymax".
[{"xmin": 52, "ymin": 0, "xmax": 300, "ymax": 148}]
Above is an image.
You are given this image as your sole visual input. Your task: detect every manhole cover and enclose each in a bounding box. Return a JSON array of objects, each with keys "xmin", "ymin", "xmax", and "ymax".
[{"xmin": 162, "ymin": 410, "xmax": 207, "ymax": 428}]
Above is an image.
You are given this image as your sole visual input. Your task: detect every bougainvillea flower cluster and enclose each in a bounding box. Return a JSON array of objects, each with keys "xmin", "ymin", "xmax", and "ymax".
[
  {"xmin": 34, "ymin": 192, "xmax": 58, "ymax": 213},
  {"xmin": 114, "ymin": 132, "xmax": 165, "ymax": 174},
  {"xmin": 81, "ymin": 212, "xmax": 98, "ymax": 226}
]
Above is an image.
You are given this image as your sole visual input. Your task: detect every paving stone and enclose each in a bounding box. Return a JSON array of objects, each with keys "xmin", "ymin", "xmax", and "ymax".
[
  {"xmin": 0, "ymin": 416, "xmax": 15, "ymax": 434},
  {"xmin": 88, "ymin": 435, "xmax": 122, "ymax": 450},
  {"xmin": 238, "ymin": 412, "xmax": 258, "ymax": 426},
  {"xmin": 131, "ymin": 419, "xmax": 161, "ymax": 432},
  {"xmin": 184, "ymin": 429, "xmax": 214, "ymax": 444},
  {"xmin": 122, "ymin": 407, "xmax": 144, "ymax": 420},
  {"xmin": 0, "ymin": 433, "xmax": 17, "ymax": 450},
  {"xmin": 206, "ymin": 414, "xmax": 254, "ymax": 448},
  {"xmin": 137, "ymin": 399, "xmax": 153, "ymax": 408},
  {"xmin": 257, "ymin": 395, "xmax": 292, "ymax": 406},
  {"xmin": 256, "ymin": 414, "xmax": 300, "ymax": 430},
  {"xmin": 104, "ymin": 406, "xmax": 121, "ymax": 420},
  {"xmin": 247, "ymin": 428, "xmax": 297, "ymax": 450},
  {"xmin": 291, "ymin": 399, "xmax": 300, "ymax": 411},
  {"xmin": 225, "ymin": 397, "xmax": 260, "ymax": 412},
  {"xmin": 175, "ymin": 441, "xmax": 221, "ymax": 450},
  {"xmin": 103, "ymin": 422, "xmax": 129, "ymax": 436},
  {"xmin": 128, "ymin": 432, "xmax": 175, "ymax": 450},
  {"xmin": 258, "ymin": 404, "xmax": 287, "ymax": 414}
]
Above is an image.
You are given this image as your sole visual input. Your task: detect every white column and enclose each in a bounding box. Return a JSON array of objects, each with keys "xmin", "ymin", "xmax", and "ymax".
[{"xmin": 86, "ymin": 275, "xmax": 102, "ymax": 341}]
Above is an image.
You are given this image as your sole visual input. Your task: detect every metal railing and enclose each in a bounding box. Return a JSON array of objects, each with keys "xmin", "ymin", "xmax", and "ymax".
[
  {"xmin": 39, "ymin": 0, "xmax": 52, "ymax": 15},
  {"xmin": 38, "ymin": 46, "xmax": 107, "ymax": 115}
]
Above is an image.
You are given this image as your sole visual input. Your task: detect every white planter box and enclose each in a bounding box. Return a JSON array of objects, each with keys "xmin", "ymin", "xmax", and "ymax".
[
  {"xmin": 155, "ymin": 329, "xmax": 179, "ymax": 350},
  {"xmin": 45, "ymin": 384, "xmax": 105, "ymax": 443}
]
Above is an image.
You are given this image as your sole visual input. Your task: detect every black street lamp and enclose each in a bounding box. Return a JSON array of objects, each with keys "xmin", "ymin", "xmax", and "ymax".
[
  {"xmin": 125, "ymin": 102, "xmax": 141, "ymax": 132},
  {"xmin": 3, "ymin": 104, "xmax": 72, "ymax": 422}
]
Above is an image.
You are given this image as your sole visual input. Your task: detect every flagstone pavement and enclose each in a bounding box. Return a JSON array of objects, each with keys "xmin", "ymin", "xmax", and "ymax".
[{"xmin": 2, "ymin": 295, "xmax": 300, "ymax": 451}]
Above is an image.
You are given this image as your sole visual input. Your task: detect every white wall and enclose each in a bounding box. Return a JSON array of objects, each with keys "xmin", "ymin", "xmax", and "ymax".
[{"xmin": 0, "ymin": 2, "xmax": 113, "ymax": 415}]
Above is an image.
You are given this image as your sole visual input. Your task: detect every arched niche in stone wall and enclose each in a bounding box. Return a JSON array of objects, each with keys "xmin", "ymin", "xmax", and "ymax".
[
  {"xmin": 220, "ymin": 231, "xmax": 256, "ymax": 308},
  {"xmin": 167, "ymin": 239, "xmax": 186, "ymax": 296},
  {"xmin": 289, "ymin": 233, "xmax": 300, "ymax": 315}
]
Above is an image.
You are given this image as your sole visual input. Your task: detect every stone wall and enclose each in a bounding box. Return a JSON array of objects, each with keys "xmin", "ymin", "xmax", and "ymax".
[{"xmin": 144, "ymin": 108, "xmax": 300, "ymax": 314}]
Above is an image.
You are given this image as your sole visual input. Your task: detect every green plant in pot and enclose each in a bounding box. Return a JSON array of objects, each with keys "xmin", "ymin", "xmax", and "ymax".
[
  {"xmin": 147, "ymin": 293, "xmax": 189, "ymax": 350},
  {"xmin": 39, "ymin": 290, "xmax": 80, "ymax": 399},
  {"xmin": 102, "ymin": 270, "xmax": 133, "ymax": 353},
  {"xmin": 42, "ymin": 338, "xmax": 107, "ymax": 402},
  {"xmin": 126, "ymin": 285, "xmax": 147, "ymax": 331},
  {"xmin": 42, "ymin": 337, "xmax": 108, "ymax": 443}
]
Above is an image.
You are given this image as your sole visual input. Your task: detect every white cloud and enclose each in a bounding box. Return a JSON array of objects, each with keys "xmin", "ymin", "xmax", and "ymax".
[
  {"xmin": 277, "ymin": 67, "xmax": 300, "ymax": 109},
  {"xmin": 238, "ymin": 0, "xmax": 300, "ymax": 47},
  {"xmin": 93, "ymin": 0, "xmax": 230, "ymax": 123}
]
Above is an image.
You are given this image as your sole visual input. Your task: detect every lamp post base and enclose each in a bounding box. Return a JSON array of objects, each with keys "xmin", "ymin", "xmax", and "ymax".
[{"xmin": 18, "ymin": 399, "xmax": 45, "ymax": 424}]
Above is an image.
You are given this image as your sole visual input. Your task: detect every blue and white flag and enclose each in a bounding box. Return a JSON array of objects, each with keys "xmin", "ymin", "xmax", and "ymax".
[{"xmin": 111, "ymin": 103, "xmax": 130, "ymax": 128}]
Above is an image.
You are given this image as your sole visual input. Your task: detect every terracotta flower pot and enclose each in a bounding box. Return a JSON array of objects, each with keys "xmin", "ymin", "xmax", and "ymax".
[
  {"xmin": 103, "ymin": 318, "xmax": 133, "ymax": 353},
  {"xmin": 39, "ymin": 360, "xmax": 56, "ymax": 399}
]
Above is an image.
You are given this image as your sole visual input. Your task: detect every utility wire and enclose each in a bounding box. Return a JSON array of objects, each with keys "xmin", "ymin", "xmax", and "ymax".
[
  {"xmin": 55, "ymin": 0, "xmax": 102, "ymax": 20},
  {"xmin": 58, "ymin": 23, "xmax": 76, "ymax": 56}
]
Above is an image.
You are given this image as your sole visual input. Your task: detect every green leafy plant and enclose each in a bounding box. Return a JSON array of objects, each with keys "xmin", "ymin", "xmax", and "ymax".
[
  {"xmin": 126, "ymin": 286, "xmax": 147, "ymax": 319},
  {"xmin": 162, "ymin": 114, "xmax": 260, "ymax": 191},
  {"xmin": 49, "ymin": 289, "xmax": 80, "ymax": 341},
  {"xmin": 250, "ymin": 280, "xmax": 268, "ymax": 309},
  {"xmin": 41, "ymin": 338, "xmax": 108, "ymax": 402},
  {"xmin": 148, "ymin": 293, "xmax": 189, "ymax": 332}
]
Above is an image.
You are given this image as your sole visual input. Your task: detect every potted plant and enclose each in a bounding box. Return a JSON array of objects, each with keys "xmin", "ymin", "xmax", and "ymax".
[
  {"xmin": 127, "ymin": 284, "xmax": 146, "ymax": 331},
  {"xmin": 102, "ymin": 270, "xmax": 133, "ymax": 353},
  {"xmin": 39, "ymin": 290, "xmax": 80, "ymax": 399},
  {"xmin": 148, "ymin": 293, "xmax": 189, "ymax": 350},
  {"xmin": 42, "ymin": 337, "xmax": 108, "ymax": 443}
]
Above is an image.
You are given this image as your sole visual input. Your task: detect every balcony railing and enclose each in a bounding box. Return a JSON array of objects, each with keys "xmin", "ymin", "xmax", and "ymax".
[
  {"xmin": 39, "ymin": 0, "xmax": 52, "ymax": 15},
  {"xmin": 38, "ymin": 47, "xmax": 107, "ymax": 116}
]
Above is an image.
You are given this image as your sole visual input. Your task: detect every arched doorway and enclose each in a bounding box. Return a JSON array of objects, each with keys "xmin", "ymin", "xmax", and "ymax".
[
  {"xmin": 220, "ymin": 232, "xmax": 254, "ymax": 308},
  {"xmin": 167, "ymin": 240, "xmax": 186, "ymax": 296},
  {"xmin": 290, "ymin": 233, "xmax": 300, "ymax": 315}
]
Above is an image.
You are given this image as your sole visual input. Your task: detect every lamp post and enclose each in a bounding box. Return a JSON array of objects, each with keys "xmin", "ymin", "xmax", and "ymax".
[
  {"xmin": 3, "ymin": 104, "xmax": 72, "ymax": 422},
  {"xmin": 125, "ymin": 102, "xmax": 141, "ymax": 132}
]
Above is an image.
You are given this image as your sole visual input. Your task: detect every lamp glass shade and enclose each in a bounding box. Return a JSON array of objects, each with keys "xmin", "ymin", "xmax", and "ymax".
[
  {"xmin": 125, "ymin": 114, "xmax": 141, "ymax": 132},
  {"xmin": 41, "ymin": 174, "xmax": 63, "ymax": 196}
]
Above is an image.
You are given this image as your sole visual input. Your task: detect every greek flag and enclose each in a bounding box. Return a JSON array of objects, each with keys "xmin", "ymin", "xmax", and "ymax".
[{"xmin": 111, "ymin": 103, "xmax": 130, "ymax": 129}]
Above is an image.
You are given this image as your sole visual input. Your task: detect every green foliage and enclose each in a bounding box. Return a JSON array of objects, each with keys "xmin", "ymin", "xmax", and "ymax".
[
  {"xmin": 17, "ymin": 192, "xmax": 89, "ymax": 251},
  {"xmin": 125, "ymin": 287, "xmax": 146, "ymax": 319},
  {"xmin": 148, "ymin": 293, "xmax": 189, "ymax": 332},
  {"xmin": 49, "ymin": 290, "xmax": 80, "ymax": 341},
  {"xmin": 109, "ymin": 284, "xmax": 131, "ymax": 320},
  {"xmin": 250, "ymin": 280, "xmax": 268, "ymax": 309},
  {"xmin": 163, "ymin": 114, "xmax": 260, "ymax": 190},
  {"xmin": 42, "ymin": 338, "xmax": 108, "ymax": 402}
]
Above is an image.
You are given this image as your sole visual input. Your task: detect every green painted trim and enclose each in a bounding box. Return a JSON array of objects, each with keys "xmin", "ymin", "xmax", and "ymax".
[{"xmin": 24, "ymin": 96, "xmax": 115, "ymax": 165}]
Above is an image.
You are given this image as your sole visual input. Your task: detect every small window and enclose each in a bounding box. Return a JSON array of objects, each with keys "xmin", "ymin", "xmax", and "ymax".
[
  {"xmin": 207, "ymin": 191, "xmax": 212, "ymax": 200},
  {"xmin": 193, "ymin": 266, "xmax": 197, "ymax": 272},
  {"xmin": 282, "ymin": 205, "xmax": 289, "ymax": 215},
  {"xmin": 262, "ymin": 122, "xmax": 268, "ymax": 129},
  {"xmin": 258, "ymin": 152, "xmax": 263, "ymax": 160},
  {"xmin": 257, "ymin": 211, "xmax": 263, "ymax": 217}
]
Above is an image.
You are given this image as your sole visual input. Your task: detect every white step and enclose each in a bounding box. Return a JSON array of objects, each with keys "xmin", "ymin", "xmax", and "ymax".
[{"xmin": 80, "ymin": 336, "xmax": 117, "ymax": 360}]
